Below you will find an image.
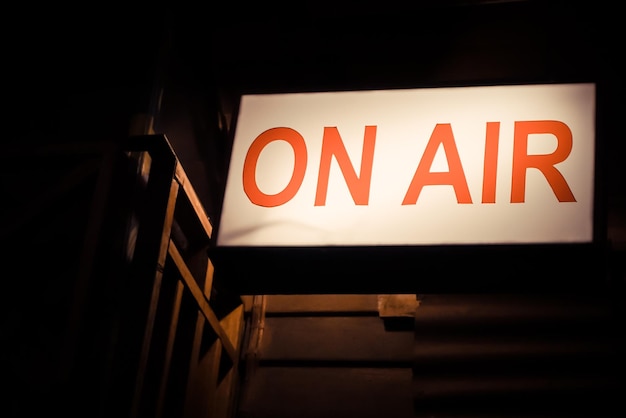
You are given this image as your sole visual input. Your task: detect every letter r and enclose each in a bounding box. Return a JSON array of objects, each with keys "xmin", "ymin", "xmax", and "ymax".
[{"xmin": 511, "ymin": 120, "xmax": 576, "ymax": 203}]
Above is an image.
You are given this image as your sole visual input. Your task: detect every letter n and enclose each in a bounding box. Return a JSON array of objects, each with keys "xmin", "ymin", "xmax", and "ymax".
[{"xmin": 315, "ymin": 126, "xmax": 376, "ymax": 206}]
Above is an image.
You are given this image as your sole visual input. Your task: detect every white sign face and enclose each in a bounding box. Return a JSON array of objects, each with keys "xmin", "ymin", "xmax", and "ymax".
[{"xmin": 217, "ymin": 83, "xmax": 596, "ymax": 247}]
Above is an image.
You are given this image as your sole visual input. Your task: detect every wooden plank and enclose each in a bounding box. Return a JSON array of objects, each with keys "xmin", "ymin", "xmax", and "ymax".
[
  {"xmin": 130, "ymin": 177, "xmax": 180, "ymax": 418},
  {"xmin": 214, "ymin": 369, "xmax": 237, "ymax": 418},
  {"xmin": 204, "ymin": 258, "xmax": 214, "ymax": 301},
  {"xmin": 264, "ymin": 295, "xmax": 379, "ymax": 315},
  {"xmin": 175, "ymin": 162, "xmax": 213, "ymax": 238},
  {"xmin": 241, "ymin": 295, "xmax": 254, "ymax": 312},
  {"xmin": 414, "ymin": 294, "xmax": 616, "ymax": 326},
  {"xmin": 155, "ymin": 280, "xmax": 185, "ymax": 418},
  {"xmin": 259, "ymin": 317, "xmax": 413, "ymax": 363},
  {"xmin": 220, "ymin": 304, "xmax": 245, "ymax": 355},
  {"xmin": 242, "ymin": 295, "xmax": 266, "ymax": 380},
  {"xmin": 215, "ymin": 305, "xmax": 245, "ymax": 418},
  {"xmin": 237, "ymin": 367, "xmax": 414, "ymax": 418},
  {"xmin": 168, "ymin": 241, "xmax": 237, "ymax": 362},
  {"xmin": 105, "ymin": 145, "xmax": 178, "ymax": 417},
  {"xmin": 377, "ymin": 295, "xmax": 419, "ymax": 318},
  {"xmin": 184, "ymin": 313, "xmax": 222, "ymax": 418}
]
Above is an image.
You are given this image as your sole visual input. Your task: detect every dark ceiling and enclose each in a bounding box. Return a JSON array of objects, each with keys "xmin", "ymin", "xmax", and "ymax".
[
  {"xmin": 4, "ymin": 0, "xmax": 625, "ymax": 249},
  {"xmin": 156, "ymin": 0, "xmax": 622, "ymax": 130},
  {"xmin": 6, "ymin": 0, "xmax": 623, "ymax": 119},
  {"xmin": 202, "ymin": 0, "xmax": 621, "ymax": 90}
]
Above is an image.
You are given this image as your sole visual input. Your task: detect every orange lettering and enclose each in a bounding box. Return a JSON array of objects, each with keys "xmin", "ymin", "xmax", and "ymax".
[
  {"xmin": 243, "ymin": 127, "xmax": 307, "ymax": 207},
  {"xmin": 403, "ymin": 123, "xmax": 472, "ymax": 205},
  {"xmin": 481, "ymin": 122, "xmax": 500, "ymax": 203},
  {"xmin": 511, "ymin": 120, "xmax": 576, "ymax": 203},
  {"xmin": 315, "ymin": 126, "xmax": 376, "ymax": 206}
]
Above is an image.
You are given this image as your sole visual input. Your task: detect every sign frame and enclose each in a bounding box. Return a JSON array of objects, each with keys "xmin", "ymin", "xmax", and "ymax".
[{"xmin": 210, "ymin": 80, "xmax": 608, "ymax": 294}]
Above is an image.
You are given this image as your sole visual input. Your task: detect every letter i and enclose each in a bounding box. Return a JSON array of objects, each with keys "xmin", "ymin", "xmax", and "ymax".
[{"xmin": 481, "ymin": 122, "xmax": 500, "ymax": 203}]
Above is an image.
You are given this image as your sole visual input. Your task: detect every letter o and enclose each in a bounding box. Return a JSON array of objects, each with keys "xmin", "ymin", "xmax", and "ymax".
[{"xmin": 242, "ymin": 127, "xmax": 307, "ymax": 207}]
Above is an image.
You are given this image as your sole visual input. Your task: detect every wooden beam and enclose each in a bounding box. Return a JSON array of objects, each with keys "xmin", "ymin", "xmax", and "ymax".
[
  {"xmin": 184, "ymin": 312, "xmax": 222, "ymax": 418},
  {"xmin": 174, "ymin": 162, "xmax": 213, "ymax": 238},
  {"xmin": 220, "ymin": 304, "xmax": 245, "ymax": 360},
  {"xmin": 168, "ymin": 241, "xmax": 237, "ymax": 362},
  {"xmin": 215, "ymin": 305, "xmax": 245, "ymax": 418},
  {"xmin": 204, "ymin": 258, "xmax": 215, "ymax": 301},
  {"xmin": 155, "ymin": 280, "xmax": 185, "ymax": 418},
  {"xmin": 131, "ymin": 178, "xmax": 180, "ymax": 418}
]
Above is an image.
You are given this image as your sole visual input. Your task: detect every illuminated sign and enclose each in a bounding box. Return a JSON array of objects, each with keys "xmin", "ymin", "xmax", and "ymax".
[{"xmin": 217, "ymin": 83, "xmax": 595, "ymax": 247}]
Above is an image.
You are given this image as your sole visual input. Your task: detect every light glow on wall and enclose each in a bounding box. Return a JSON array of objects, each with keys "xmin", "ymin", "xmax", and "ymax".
[{"xmin": 217, "ymin": 83, "xmax": 596, "ymax": 247}]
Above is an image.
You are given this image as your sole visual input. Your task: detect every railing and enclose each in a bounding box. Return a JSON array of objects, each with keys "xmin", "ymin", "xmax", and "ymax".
[
  {"xmin": 1, "ymin": 135, "xmax": 245, "ymax": 418},
  {"xmin": 114, "ymin": 134, "xmax": 245, "ymax": 418}
]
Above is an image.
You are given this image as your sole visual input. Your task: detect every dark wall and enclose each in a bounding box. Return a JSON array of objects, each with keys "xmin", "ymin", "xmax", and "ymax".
[
  {"xmin": 3, "ymin": 1, "xmax": 625, "ymax": 283},
  {"xmin": 150, "ymin": 19, "xmax": 230, "ymax": 223},
  {"xmin": 189, "ymin": 0, "xmax": 625, "ymax": 291},
  {"xmin": 1, "ymin": 2, "xmax": 623, "ymax": 415},
  {"xmin": 5, "ymin": 6, "xmax": 165, "ymax": 146},
  {"xmin": 204, "ymin": 0, "xmax": 626, "ymax": 247},
  {"xmin": 5, "ymin": 1, "xmax": 624, "ymax": 245}
]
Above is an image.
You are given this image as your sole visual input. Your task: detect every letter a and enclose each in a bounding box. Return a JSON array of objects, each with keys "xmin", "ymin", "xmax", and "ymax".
[{"xmin": 402, "ymin": 123, "xmax": 472, "ymax": 205}]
